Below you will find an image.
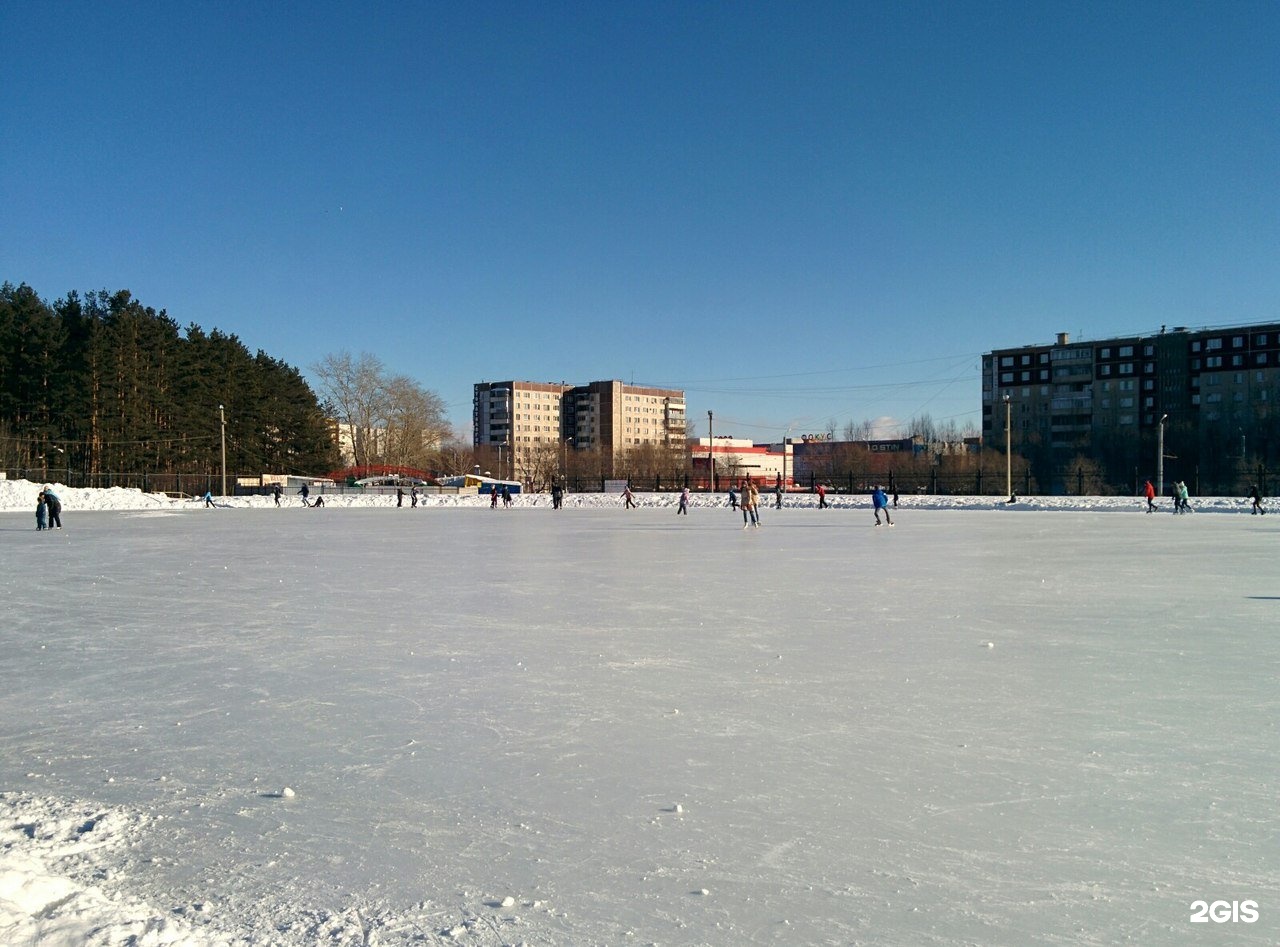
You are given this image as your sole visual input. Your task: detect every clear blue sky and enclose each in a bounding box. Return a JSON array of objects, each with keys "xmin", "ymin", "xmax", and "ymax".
[{"xmin": 4, "ymin": 1, "xmax": 1277, "ymax": 442}]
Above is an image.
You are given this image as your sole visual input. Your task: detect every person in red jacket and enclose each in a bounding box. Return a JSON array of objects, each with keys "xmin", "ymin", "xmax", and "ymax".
[{"xmin": 1143, "ymin": 479, "xmax": 1156, "ymax": 513}]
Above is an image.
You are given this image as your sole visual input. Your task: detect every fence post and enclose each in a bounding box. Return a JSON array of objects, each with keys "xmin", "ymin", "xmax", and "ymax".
[
  {"xmin": 975, "ymin": 468, "xmax": 982, "ymax": 495},
  {"xmin": 1025, "ymin": 467, "xmax": 1031, "ymax": 496}
]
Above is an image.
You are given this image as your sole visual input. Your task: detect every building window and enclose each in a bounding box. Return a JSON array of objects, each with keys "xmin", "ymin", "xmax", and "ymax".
[
  {"xmin": 1119, "ymin": 345, "xmax": 1133, "ymax": 357},
  {"xmin": 1100, "ymin": 365, "xmax": 1112, "ymax": 376},
  {"xmin": 1100, "ymin": 397, "xmax": 1111, "ymax": 408},
  {"xmin": 1021, "ymin": 354, "xmax": 1031, "ymax": 365},
  {"xmin": 1206, "ymin": 356, "xmax": 1223, "ymax": 368},
  {"xmin": 1001, "ymin": 356, "xmax": 1014, "ymax": 367},
  {"xmin": 1206, "ymin": 393, "xmax": 1222, "ymax": 403},
  {"xmin": 1119, "ymin": 363, "xmax": 1134, "ymax": 374},
  {"xmin": 1233, "ymin": 336, "xmax": 1245, "ymax": 347},
  {"xmin": 1001, "ymin": 372, "xmax": 1013, "ymax": 383},
  {"xmin": 1206, "ymin": 338, "xmax": 1223, "ymax": 350},
  {"xmin": 1119, "ymin": 415, "xmax": 1134, "ymax": 425},
  {"xmin": 1144, "ymin": 397, "xmax": 1154, "ymax": 408},
  {"xmin": 1143, "ymin": 345, "xmax": 1154, "ymax": 356},
  {"xmin": 1120, "ymin": 380, "xmax": 1135, "ymax": 391},
  {"xmin": 1232, "ymin": 355, "xmax": 1244, "ymax": 366},
  {"xmin": 1100, "ymin": 347, "xmax": 1111, "ymax": 359},
  {"xmin": 1192, "ymin": 341, "xmax": 1201, "ymax": 352},
  {"xmin": 1039, "ymin": 353, "xmax": 1049, "ymax": 364},
  {"xmin": 1120, "ymin": 397, "xmax": 1134, "ymax": 408},
  {"xmin": 1191, "ymin": 358, "xmax": 1201, "ymax": 370},
  {"xmin": 1143, "ymin": 379, "xmax": 1155, "ymax": 390},
  {"xmin": 1144, "ymin": 363, "xmax": 1155, "ymax": 373}
]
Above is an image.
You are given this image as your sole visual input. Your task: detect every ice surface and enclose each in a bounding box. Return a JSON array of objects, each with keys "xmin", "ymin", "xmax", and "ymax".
[{"xmin": 1, "ymin": 483, "xmax": 1277, "ymax": 945}]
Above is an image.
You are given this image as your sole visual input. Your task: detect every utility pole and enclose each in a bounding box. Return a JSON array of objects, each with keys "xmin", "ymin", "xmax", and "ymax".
[
  {"xmin": 219, "ymin": 404, "xmax": 227, "ymax": 497},
  {"xmin": 1157, "ymin": 413, "xmax": 1169, "ymax": 499}
]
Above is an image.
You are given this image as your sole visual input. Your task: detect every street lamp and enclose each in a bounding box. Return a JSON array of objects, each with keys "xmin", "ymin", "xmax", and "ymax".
[
  {"xmin": 1157, "ymin": 413, "xmax": 1169, "ymax": 499},
  {"xmin": 219, "ymin": 404, "xmax": 227, "ymax": 497},
  {"xmin": 563, "ymin": 437, "xmax": 573, "ymax": 478},
  {"xmin": 707, "ymin": 410, "xmax": 715, "ymax": 492},
  {"xmin": 1003, "ymin": 394, "xmax": 1012, "ymax": 501}
]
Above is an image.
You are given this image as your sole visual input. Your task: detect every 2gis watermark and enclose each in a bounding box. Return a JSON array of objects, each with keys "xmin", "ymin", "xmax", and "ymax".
[{"xmin": 1189, "ymin": 900, "xmax": 1259, "ymax": 924}]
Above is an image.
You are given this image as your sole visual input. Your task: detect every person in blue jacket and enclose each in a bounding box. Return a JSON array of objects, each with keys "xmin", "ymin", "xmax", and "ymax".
[
  {"xmin": 872, "ymin": 485, "xmax": 893, "ymax": 527},
  {"xmin": 36, "ymin": 491, "xmax": 48, "ymax": 530}
]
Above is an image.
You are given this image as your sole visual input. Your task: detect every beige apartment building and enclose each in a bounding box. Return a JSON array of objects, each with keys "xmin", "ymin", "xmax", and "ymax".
[{"xmin": 474, "ymin": 379, "xmax": 685, "ymax": 481}]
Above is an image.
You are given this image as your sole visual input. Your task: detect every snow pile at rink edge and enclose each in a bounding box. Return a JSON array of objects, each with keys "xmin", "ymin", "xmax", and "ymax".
[{"xmin": 0, "ymin": 478, "xmax": 1261, "ymax": 514}]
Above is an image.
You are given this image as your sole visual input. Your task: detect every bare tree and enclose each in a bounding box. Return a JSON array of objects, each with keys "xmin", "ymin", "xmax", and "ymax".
[{"xmin": 312, "ymin": 351, "xmax": 447, "ymax": 471}]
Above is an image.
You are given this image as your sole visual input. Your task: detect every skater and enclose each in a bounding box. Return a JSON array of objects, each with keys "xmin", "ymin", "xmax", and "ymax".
[
  {"xmin": 741, "ymin": 481, "xmax": 759, "ymax": 528},
  {"xmin": 490, "ymin": 485, "xmax": 499, "ymax": 509},
  {"xmin": 728, "ymin": 486, "xmax": 738, "ymax": 511},
  {"xmin": 312, "ymin": 495, "xmax": 324, "ymax": 508},
  {"xmin": 748, "ymin": 481, "xmax": 761, "ymax": 527},
  {"xmin": 677, "ymin": 486, "xmax": 690, "ymax": 514},
  {"xmin": 1143, "ymin": 479, "xmax": 1156, "ymax": 513},
  {"xmin": 411, "ymin": 485, "xmax": 419, "ymax": 508},
  {"xmin": 396, "ymin": 487, "xmax": 404, "ymax": 507},
  {"xmin": 551, "ymin": 482, "xmax": 564, "ymax": 510},
  {"xmin": 1176, "ymin": 480, "xmax": 1192, "ymax": 514},
  {"xmin": 892, "ymin": 491, "xmax": 899, "ymax": 509},
  {"xmin": 622, "ymin": 484, "xmax": 636, "ymax": 509},
  {"xmin": 203, "ymin": 490, "xmax": 215, "ymax": 508},
  {"xmin": 774, "ymin": 483, "xmax": 783, "ymax": 509},
  {"xmin": 1249, "ymin": 484, "xmax": 1266, "ymax": 515},
  {"xmin": 44, "ymin": 487, "xmax": 62, "ymax": 528},
  {"xmin": 272, "ymin": 483, "xmax": 283, "ymax": 507},
  {"xmin": 299, "ymin": 483, "xmax": 311, "ymax": 507},
  {"xmin": 502, "ymin": 485, "xmax": 512, "ymax": 508},
  {"xmin": 35, "ymin": 491, "xmax": 47, "ymax": 530},
  {"xmin": 872, "ymin": 485, "xmax": 893, "ymax": 526},
  {"xmin": 817, "ymin": 484, "xmax": 829, "ymax": 509}
]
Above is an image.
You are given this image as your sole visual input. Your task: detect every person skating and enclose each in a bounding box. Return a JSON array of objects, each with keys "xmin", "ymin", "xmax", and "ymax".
[
  {"xmin": 728, "ymin": 486, "xmax": 738, "ymax": 511},
  {"xmin": 1249, "ymin": 484, "xmax": 1266, "ymax": 515},
  {"xmin": 299, "ymin": 483, "xmax": 311, "ymax": 507},
  {"xmin": 551, "ymin": 482, "xmax": 564, "ymax": 510},
  {"xmin": 491, "ymin": 486, "xmax": 499, "ymax": 509},
  {"xmin": 397, "ymin": 488, "xmax": 404, "ymax": 507},
  {"xmin": 272, "ymin": 483, "xmax": 283, "ymax": 507},
  {"xmin": 36, "ymin": 491, "xmax": 47, "ymax": 531},
  {"xmin": 872, "ymin": 485, "xmax": 893, "ymax": 526},
  {"xmin": 411, "ymin": 485, "xmax": 419, "ymax": 508},
  {"xmin": 677, "ymin": 486, "xmax": 690, "ymax": 515},
  {"xmin": 748, "ymin": 481, "xmax": 761, "ymax": 527},
  {"xmin": 203, "ymin": 490, "xmax": 215, "ymax": 508},
  {"xmin": 44, "ymin": 487, "xmax": 62, "ymax": 528},
  {"xmin": 740, "ymin": 481, "xmax": 758, "ymax": 528},
  {"xmin": 1143, "ymin": 479, "xmax": 1156, "ymax": 513},
  {"xmin": 502, "ymin": 485, "xmax": 512, "ymax": 508},
  {"xmin": 817, "ymin": 484, "xmax": 828, "ymax": 509},
  {"xmin": 774, "ymin": 484, "xmax": 783, "ymax": 509},
  {"xmin": 623, "ymin": 485, "xmax": 636, "ymax": 509}
]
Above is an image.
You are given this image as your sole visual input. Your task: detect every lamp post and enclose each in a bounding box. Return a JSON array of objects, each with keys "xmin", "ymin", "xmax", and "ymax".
[
  {"xmin": 563, "ymin": 437, "xmax": 573, "ymax": 479},
  {"xmin": 1003, "ymin": 394, "xmax": 1012, "ymax": 501},
  {"xmin": 707, "ymin": 410, "xmax": 715, "ymax": 492},
  {"xmin": 219, "ymin": 404, "xmax": 227, "ymax": 497},
  {"xmin": 1157, "ymin": 413, "xmax": 1169, "ymax": 499}
]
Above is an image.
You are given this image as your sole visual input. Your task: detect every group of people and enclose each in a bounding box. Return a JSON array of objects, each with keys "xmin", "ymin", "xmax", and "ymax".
[
  {"xmin": 490, "ymin": 485, "xmax": 514, "ymax": 508},
  {"xmin": 34, "ymin": 487, "xmax": 62, "ymax": 530}
]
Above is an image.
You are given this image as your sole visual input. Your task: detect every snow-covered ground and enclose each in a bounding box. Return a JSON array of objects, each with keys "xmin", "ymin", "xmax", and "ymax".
[{"xmin": 1, "ymin": 480, "xmax": 1276, "ymax": 945}]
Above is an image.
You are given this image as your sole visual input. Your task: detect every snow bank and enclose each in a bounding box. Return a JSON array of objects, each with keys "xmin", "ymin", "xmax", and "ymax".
[{"xmin": 0, "ymin": 478, "xmax": 1261, "ymax": 514}]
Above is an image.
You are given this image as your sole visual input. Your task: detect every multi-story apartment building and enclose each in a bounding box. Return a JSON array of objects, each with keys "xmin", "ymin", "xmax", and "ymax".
[
  {"xmin": 983, "ymin": 324, "xmax": 1280, "ymax": 490},
  {"xmin": 474, "ymin": 379, "xmax": 686, "ymax": 480}
]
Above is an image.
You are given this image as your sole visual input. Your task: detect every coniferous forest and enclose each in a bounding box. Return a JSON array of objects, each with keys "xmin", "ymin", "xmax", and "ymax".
[{"xmin": 0, "ymin": 282, "xmax": 338, "ymax": 490}]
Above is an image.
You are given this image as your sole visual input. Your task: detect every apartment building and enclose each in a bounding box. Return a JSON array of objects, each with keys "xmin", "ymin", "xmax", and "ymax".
[
  {"xmin": 474, "ymin": 379, "xmax": 686, "ymax": 478},
  {"xmin": 982, "ymin": 324, "xmax": 1280, "ymax": 487}
]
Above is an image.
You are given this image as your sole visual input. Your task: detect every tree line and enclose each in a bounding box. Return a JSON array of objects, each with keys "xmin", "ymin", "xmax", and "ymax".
[{"xmin": 0, "ymin": 282, "xmax": 338, "ymax": 487}]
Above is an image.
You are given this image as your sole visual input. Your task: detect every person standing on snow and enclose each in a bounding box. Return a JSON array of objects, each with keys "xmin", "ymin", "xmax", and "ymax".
[
  {"xmin": 872, "ymin": 485, "xmax": 893, "ymax": 526},
  {"xmin": 1143, "ymin": 479, "xmax": 1156, "ymax": 513},
  {"xmin": 677, "ymin": 486, "xmax": 690, "ymax": 515}
]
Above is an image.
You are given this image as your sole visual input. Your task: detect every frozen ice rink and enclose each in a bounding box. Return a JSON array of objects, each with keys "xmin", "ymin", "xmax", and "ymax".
[{"xmin": 2, "ymin": 499, "xmax": 1277, "ymax": 945}]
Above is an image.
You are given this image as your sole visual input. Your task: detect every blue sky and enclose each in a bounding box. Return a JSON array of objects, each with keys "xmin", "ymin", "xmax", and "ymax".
[{"xmin": 4, "ymin": 1, "xmax": 1277, "ymax": 442}]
